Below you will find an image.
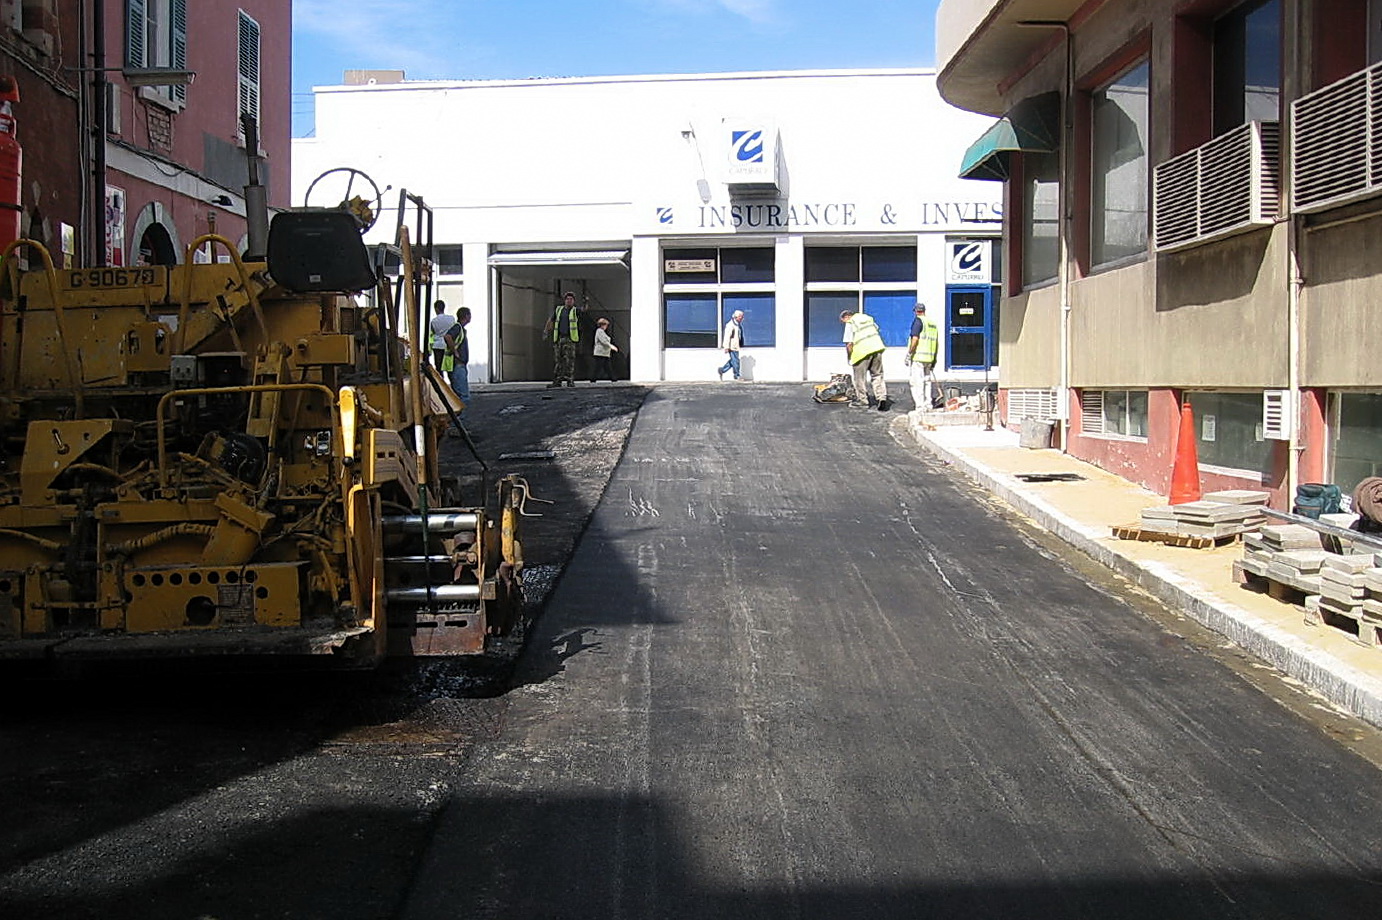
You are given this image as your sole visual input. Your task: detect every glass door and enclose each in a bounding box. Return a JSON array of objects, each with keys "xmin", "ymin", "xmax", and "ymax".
[{"xmin": 945, "ymin": 285, "xmax": 994, "ymax": 370}]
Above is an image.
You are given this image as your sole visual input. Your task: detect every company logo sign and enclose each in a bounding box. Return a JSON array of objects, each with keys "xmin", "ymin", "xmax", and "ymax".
[
  {"xmin": 947, "ymin": 240, "xmax": 991, "ymax": 284},
  {"xmin": 732, "ymin": 130, "xmax": 765, "ymax": 163}
]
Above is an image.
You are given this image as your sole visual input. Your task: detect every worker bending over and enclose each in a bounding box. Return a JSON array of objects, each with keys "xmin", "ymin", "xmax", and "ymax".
[{"xmin": 840, "ymin": 309, "xmax": 889, "ymax": 411}]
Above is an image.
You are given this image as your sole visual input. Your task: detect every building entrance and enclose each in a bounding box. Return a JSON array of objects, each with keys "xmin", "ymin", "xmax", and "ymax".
[{"xmin": 488, "ymin": 250, "xmax": 631, "ymax": 383}]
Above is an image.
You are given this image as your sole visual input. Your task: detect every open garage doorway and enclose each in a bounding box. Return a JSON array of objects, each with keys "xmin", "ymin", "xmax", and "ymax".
[{"xmin": 490, "ymin": 247, "xmax": 632, "ymax": 383}]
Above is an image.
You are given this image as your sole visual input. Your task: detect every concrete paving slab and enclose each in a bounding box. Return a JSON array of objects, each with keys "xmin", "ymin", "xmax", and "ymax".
[{"xmin": 908, "ymin": 414, "xmax": 1382, "ymax": 728}]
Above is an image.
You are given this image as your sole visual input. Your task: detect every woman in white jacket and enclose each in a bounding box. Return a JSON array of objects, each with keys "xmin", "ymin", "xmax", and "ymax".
[{"xmin": 591, "ymin": 317, "xmax": 619, "ymax": 382}]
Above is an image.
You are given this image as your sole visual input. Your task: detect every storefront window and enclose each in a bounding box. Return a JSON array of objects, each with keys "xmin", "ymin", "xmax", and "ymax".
[
  {"xmin": 1187, "ymin": 391, "xmax": 1273, "ymax": 475},
  {"xmin": 721, "ymin": 248, "xmax": 775, "ymax": 283},
  {"xmin": 725, "ymin": 293, "xmax": 776, "ymax": 346},
  {"xmin": 805, "ymin": 245, "xmax": 917, "ymax": 347},
  {"xmin": 663, "ymin": 247, "xmax": 718, "ymax": 284},
  {"xmin": 1331, "ymin": 392, "xmax": 1382, "ymax": 493},
  {"xmin": 662, "ymin": 246, "xmax": 775, "ymax": 348},
  {"xmin": 664, "ymin": 293, "xmax": 718, "ymax": 348},
  {"xmin": 805, "ymin": 292, "xmax": 856, "ymax": 346},
  {"xmin": 1091, "ymin": 60, "xmax": 1150, "ymax": 268},
  {"xmin": 862, "ymin": 246, "xmax": 917, "ymax": 282},
  {"xmin": 805, "ymin": 247, "xmax": 859, "ymax": 283}
]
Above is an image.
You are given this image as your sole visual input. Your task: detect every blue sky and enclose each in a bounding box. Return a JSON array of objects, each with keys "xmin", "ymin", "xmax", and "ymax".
[{"xmin": 292, "ymin": 0, "xmax": 941, "ymax": 137}]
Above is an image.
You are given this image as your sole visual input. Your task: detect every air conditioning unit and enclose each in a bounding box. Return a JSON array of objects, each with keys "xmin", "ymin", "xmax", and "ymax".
[
  {"xmin": 1153, "ymin": 120, "xmax": 1280, "ymax": 252},
  {"xmin": 1292, "ymin": 65, "xmax": 1376, "ymax": 213}
]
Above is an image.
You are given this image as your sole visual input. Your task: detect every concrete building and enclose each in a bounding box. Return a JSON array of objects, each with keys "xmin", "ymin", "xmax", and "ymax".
[
  {"xmin": 936, "ymin": 0, "xmax": 1382, "ymax": 509},
  {"xmin": 292, "ymin": 69, "xmax": 1002, "ymax": 388}
]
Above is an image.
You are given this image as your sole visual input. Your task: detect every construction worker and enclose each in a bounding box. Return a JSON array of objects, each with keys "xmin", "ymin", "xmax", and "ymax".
[
  {"xmin": 840, "ymin": 309, "xmax": 889, "ymax": 411},
  {"xmin": 905, "ymin": 302, "xmax": 940, "ymax": 410},
  {"xmin": 544, "ymin": 291, "xmax": 581, "ymax": 388}
]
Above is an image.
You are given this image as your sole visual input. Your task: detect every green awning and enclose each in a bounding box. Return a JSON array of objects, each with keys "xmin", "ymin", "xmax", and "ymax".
[{"xmin": 959, "ymin": 91, "xmax": 1061, "ymax": 181}]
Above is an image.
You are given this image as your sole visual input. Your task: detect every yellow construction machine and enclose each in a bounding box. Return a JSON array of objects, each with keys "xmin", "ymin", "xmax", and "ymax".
[{"xmin": 0, "ymin": 202, "xmax": 527, "ymax": 667}]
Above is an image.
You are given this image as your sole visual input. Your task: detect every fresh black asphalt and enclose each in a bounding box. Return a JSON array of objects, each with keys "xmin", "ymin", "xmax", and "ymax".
[{"xmin": 402, "ymin": 384, "xmax": 1382, "ymax": 919}]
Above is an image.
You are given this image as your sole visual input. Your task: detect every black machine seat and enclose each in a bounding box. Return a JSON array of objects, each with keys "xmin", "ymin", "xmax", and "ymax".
[{"xmin": 267, "ymin": 210, "xmax": 377, "ymax": 293}]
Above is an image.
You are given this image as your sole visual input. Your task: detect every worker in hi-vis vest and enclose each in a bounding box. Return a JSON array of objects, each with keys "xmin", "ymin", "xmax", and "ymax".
[
  {"xmin": 905, "ymin": 302, "xmax": 940, "ymax": 410},
  {"xmin": 840, "ymin": 309, "xmax": 889, "ymax": 411},
  {"xmin": 544, "ymin": 291, "xmax": 582, "ymax": 388}
]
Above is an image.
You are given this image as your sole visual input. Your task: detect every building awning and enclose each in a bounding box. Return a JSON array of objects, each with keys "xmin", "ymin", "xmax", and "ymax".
[
  {"xmin": 958, "ymin": 91, "xmax": 1061, "ymax": 181},
  {"xmin": 487, "ymin": 250, "xmax": 629, "ymax": 267}
]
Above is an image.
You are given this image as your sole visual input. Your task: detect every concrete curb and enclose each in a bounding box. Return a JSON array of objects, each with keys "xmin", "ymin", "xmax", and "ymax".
[{"xmin": 909, "ymin": 418, "xmax": 1382, "ymax": 729}]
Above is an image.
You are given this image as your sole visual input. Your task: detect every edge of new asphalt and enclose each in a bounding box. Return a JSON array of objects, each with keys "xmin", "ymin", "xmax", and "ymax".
[{"xmin": 906, "ymin": 416, "xmax": 1382, "ymax": 730}]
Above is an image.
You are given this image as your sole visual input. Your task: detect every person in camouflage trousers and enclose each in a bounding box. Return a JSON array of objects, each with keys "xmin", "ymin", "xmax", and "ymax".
[{"xmin": 544, "ymin": 291, "xmax": 582, "ymax": 388}]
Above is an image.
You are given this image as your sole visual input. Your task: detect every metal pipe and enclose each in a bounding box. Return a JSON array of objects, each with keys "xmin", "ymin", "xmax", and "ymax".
[
  {"xmin": 382, "ymin": 512, "xmax": 479, "ymax": 534},
  {"xmin": 91, "ymin": 0, "xmax": 108, "ymax": 267},
  {"xmin": 386, "ymin": 584, "xmax": 480, "ymax": 605},
  {"xmin": 241, "ymin": 113, "xmax": 269, "ymax": 261},
  {"xmin": 1260, "ymin": 507, "xmax": 1382, "ymax": 552}
]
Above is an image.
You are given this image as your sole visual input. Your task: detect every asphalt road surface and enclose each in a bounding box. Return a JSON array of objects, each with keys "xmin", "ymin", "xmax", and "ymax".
[
  {"xmin": 4, "ymin": 383, "xmax": 1382, "ymax": 919},
  {"xmin": 408, "ymin": 384, "xmax": 1382, "ymax": 919}
]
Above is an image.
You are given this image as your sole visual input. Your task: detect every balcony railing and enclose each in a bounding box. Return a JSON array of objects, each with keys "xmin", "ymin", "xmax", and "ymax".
[
  {"xmin": 1152, "ymin": 120, "xmax": 1280, "ymax": 252},
  {"xmin": 1292, "ymin": 64, "xmax": 1381, "ymax": 214}
]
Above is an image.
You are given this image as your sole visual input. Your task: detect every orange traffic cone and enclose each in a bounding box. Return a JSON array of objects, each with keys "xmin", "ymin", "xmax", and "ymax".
[{"xmin": 1169, "ymin": 401, "xmax": 1202, "ymax": 505}]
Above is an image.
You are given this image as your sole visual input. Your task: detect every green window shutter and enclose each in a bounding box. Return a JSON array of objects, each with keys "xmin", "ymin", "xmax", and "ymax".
[
  {"xmin": 171, "ymin": 0, "xmax": 187, "ymax": 103},
  {"xmin": 125, "ymin": 0, "xmax": 147, "ymax": 68}
]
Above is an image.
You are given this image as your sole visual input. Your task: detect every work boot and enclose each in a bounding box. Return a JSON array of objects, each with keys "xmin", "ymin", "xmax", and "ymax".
[
  {"xmin": 850, "ymin": 400, "xmax": 869, "ymax": 408},
  {"xmin": 566, "ymin": 380, "xmax": 575, "ymax": 388},
  {"xmin": 878, "ymin": 398, "xmax": 891, "ymax": 412},
  {"xmin": 546, "ymin": 381, "xmax": 561, "ymax": 389}
]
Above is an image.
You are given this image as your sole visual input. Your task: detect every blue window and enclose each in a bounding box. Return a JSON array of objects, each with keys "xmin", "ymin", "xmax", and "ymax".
[
  {"xmin": 861, "ymin": 246, "xmax": 917, "ymax": 283},
  {"xmin": 724, "ymin": 293, "xmax": 775, "ymax": 347},
  {"xmin": 862, "ymin": 291, "xmax": 916, "ymax": 347},
  {"xmin": 805, "ymin": 292, "xmax": 856, "ymax": 347},
  {"xmin": 664, "ymin": 294, "xmax": 718, "ymax": 348},
  {"xmin": 721, "ymin": 249, "xmax": 775, "ymax": 283}
]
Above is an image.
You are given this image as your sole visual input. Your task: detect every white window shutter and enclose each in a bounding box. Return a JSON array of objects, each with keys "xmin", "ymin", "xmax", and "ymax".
[
  {"xmin": 238, "ymin": 11, "xmax": 261, "ymax": 128},
  {"xmin": 1262, "ymin": 389, "xmax": 1289, "ymax": 440}
]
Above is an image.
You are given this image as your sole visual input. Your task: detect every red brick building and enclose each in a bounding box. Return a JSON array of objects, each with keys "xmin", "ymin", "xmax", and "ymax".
[{"xmin": 0, "ymin": 1, "xmax": 289, "ymax": 268}]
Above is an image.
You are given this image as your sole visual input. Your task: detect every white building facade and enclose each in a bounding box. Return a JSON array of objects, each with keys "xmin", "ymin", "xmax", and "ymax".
[{"xmin": 292, "ymin": 69, "xmax": 1000, "ymax": 389}]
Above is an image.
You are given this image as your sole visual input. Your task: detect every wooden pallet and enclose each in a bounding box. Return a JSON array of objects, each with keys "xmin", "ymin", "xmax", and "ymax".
[
  {"xmin": 1112, "ymin": 523, "xmax": 1237, "ymax": 549},
  {"xmin": 1233, "ymin": 561, "xmax": 1312, "ymax": 606}
]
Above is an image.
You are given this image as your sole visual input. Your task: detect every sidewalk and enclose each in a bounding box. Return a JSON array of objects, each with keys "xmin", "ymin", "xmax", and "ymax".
[{"xmin": 906, "ymin": 414, "xmax": 1382, "ymax": 729}]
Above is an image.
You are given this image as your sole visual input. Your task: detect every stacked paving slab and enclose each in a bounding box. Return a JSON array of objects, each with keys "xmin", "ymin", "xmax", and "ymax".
[
  {"xmin": 1237, "ymin": 515, "xmax": 1382, "ymax": 649},
  {"xmin": 1139, "ymin": 490, "xmax": 1270, "ymax": 539}
]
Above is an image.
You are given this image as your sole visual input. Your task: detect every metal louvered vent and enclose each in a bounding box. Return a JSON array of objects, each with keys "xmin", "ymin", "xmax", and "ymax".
[
  {"xmin": 1153, "ymin": 121, "xmax": 1280, "ymax": 252},
  {"xmin": 1262, "ymin": 389, "xmax": 1290, "ymax": 440},
  {"xmin": 1006, "ymin": 388, "xmax": 1057, "ymax": 423},
  {"xmin": 1079, "ymin": 390, "xmax": 1105, "ymax": 435},
  {"xmin": 1292, "ymin": 66, "xmax": 1377, "ymax": 213}
]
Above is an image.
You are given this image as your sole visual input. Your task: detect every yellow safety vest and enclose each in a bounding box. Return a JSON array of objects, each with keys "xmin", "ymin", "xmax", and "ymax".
[
  {"xmin": 847, "ymin": 313, "xmax": 885, "ymax": 365},
  {"xmin": 552, "ymin": 305, "xmax": 580, "ymax": 343},
  {"xmin": 915, "ymin": 318, "xmax": 939, "ymax": 363}
]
